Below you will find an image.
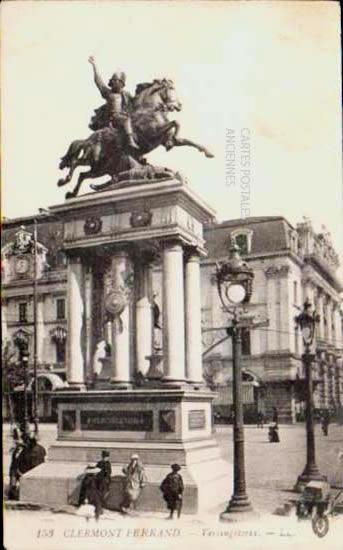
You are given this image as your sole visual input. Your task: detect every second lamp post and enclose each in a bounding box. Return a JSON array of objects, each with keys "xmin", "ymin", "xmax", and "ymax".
[
  {"xmin": 294, "ymin": 298, "xmax": 326, "ymax": 491},
  {"xmin": 216, "ymin": 241, "xmax": 254, "ymax": 519}
]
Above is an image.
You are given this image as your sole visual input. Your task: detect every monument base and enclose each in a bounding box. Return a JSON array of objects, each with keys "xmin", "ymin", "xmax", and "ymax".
[{"xmin": 20, "ymin": 389, "xmax": 231, "ymax": 513}]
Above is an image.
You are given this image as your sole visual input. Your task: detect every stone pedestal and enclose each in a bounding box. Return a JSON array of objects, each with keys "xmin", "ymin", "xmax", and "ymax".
[
  {"xmin": 20, "ymin": 179, "xmax": 227, "ymax": 513},
  {"xmin": 20, "ymin": 389, "xmax": 231, "ymax": 513}
]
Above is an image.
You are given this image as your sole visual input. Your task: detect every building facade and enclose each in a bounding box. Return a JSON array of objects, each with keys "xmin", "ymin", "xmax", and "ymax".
[
  {"xmin": 2, "ymin": 214, "xmax": 342, "ymax": 423},
  {"xmin": 201, "ymin": 217, "xmax": 343, "ymax": 423}
]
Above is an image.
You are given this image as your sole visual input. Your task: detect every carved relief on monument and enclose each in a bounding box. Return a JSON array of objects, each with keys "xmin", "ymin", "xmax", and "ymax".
[
  {"xmin": 130, "ymin": 209, "xmax": 152, "ymax": 228},
  {"xmin": 84, "ymin": 216, "xmax": 103, "ymax": 235}
]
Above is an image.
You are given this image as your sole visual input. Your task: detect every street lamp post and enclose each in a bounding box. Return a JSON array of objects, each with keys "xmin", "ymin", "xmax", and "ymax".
[
  {"xmin": 216, "ymin": 241, "xmax": 255, "ymax": 519},
  {"xmin": 15, "ymin": 334, "xmax": 30, "ymax": 438},
  {"xmin": 294, "ymin": 299, "xmax": 326, "ymax": 492},
  {"xmin": 32, "ymin": 218, "xmax": 39, "ymax": 436}
]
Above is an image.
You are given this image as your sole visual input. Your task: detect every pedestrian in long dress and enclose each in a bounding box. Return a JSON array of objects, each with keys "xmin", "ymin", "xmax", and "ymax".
[
  {"xmin": 120, "ymin": 454, "xmax": 146, "ymax": 513},
  {"xmin": 321, "ymin": 409, "xmax": 330, "ymax": 436}
]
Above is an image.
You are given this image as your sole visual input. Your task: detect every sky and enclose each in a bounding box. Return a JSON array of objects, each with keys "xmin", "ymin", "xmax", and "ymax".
[{"xmin": 1, "ymin": 1, "xmax": 342, "ymax": 270}]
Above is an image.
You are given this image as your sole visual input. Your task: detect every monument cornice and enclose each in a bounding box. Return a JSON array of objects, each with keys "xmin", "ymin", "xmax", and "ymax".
[
  {"xmin": 54, "ymin": 388, "xmax": 216, "ymax": 403},
  {"xmin": 63, "ymin": 223, "xmax": 207, "ymax": 255},
  {"xmin": 51, "ymin": 180, "xmax": 216, "ymax": 223}
]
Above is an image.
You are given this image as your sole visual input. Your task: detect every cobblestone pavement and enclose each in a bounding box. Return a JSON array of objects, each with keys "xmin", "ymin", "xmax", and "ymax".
[
  {"xmin": 215, "ymin": 422, "xmax": 343, "ymax": 514},
  {"xmin": 3, "ymin": 423, "xmax": 343, "ymax": 550},
  {"xmin": 3, "ymin": 422, "xmax": 343, "ymax": 513}
]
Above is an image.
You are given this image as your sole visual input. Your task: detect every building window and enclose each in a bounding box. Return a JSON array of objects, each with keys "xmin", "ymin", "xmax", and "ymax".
[
  {"xmin": 56, "ymin": 298, "xmax": 65, "ymax": 320},
  {"xmin": 235, "ymin": 234, "xmax": 249, "ymax": 254},
  {"xmin": 241, "ymin": 328, "xmax": 251, "ymax": 356},
  {"xmin": 56, "ymin": 341, "xmax": 66, "ymax": 363},
  {"xmin": 231, "ymin": 229, "xmax": 253, "ymax": 255},
  {"xmin": 19, "ymin": 303, "xmax": 27, "ymax": 323}
]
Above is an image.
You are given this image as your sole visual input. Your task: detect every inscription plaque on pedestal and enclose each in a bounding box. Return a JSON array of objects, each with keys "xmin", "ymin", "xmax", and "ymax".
[
  {"xmin": 188, "ymin": 409, "xmax": 206, "ymax": 430},
  {"xmin": 80, "ymin": 410, "xmax": 153, "ymax": 431}
]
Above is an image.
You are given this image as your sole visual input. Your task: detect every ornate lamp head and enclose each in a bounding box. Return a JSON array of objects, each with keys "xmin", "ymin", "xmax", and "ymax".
[
  {"xmin": 215, "ymin": 240, "xmax": 254, "ymax": 313},
  {"xmin": 295, "ymin": 298, "xmax": 320, "ymax": 348},
  {"xmin": 14, "ymin": 330, "xmax": 29, "ymax": 352}
]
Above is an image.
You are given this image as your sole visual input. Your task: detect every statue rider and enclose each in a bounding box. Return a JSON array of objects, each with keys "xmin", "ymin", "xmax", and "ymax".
[{"xmin": 88, "ymin": 56, "xmax": 140, "ymax": 153}]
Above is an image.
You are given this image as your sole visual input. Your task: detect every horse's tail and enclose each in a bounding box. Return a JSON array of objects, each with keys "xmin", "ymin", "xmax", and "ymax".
[{"xmin": 59, "ymin": 140, "xmax": 85, "ymax": 169}]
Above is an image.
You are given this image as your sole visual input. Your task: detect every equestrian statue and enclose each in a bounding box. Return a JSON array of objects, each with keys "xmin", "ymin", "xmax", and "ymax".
[{"xmin": 57, "ymin": 57, "xmax": 214, "ymax": 198}]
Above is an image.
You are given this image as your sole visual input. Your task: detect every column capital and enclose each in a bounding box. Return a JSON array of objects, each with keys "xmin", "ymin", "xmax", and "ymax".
[
  {"xmin": 130, "ymin": 240, "xmax": 162, "ymax": 265},
  {"xmin": 184, "ymin": 246, "xmax": 201, "ymax": 263},
  {"xmin": 265, "ymin": 266, "xmax": 279, "ymax": 279},
  {"xmin": 279, "ymin": 265, "xmax": 290, "ymax": 278},
  {"xmin": 111, "ymin": 249, "xmax": 130, "ymax": 260},
  {"xmin": 162, "ymin": 239, "xmax": 184, "ymax": 253},
  {"xmin": 66, "ymin": 252, "xmax": 82, "ymax": 264},
  {"xmin": 316, "ymin": 286, "xmax": 324, "ymax": 298}
]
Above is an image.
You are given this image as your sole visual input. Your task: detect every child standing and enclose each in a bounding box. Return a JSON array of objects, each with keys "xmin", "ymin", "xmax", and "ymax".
[{"xmin": 160, "ymin": 464, "xmax": 184, "ymax": 519}]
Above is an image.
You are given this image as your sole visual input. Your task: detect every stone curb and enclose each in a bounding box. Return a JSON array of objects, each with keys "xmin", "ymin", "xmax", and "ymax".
[{"xmin": 5, "ymin": 500, "xmax": 53, "ymax": 512}]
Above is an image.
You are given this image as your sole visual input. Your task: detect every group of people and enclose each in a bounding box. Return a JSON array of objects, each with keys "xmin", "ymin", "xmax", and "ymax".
[
  {"xmin": 78, "ymin": 452, "xmax": 184, "ymax": 520},
  {"xmin": 257, "ymin": 407, "xmax": 333, "ymax": 443},
  {"xmin": 8, "ymin": 430, "xmax": 46, "ymax": 500}
]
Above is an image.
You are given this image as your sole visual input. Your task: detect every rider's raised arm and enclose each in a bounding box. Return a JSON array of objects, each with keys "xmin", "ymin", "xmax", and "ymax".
[{"xmin": 88, "ymin": 56, "xmax": 109, "ymax": 99}]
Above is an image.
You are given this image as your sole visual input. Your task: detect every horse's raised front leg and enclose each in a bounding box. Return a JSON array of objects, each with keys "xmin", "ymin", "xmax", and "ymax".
[
  {"xmin": 163, "ymin": 122, "xmax": 214, "ymax": 158},
  {"xmin": 57, "ymin": 165, "xmax": 76, "ymax": 187},
  {"xmin": 65, "ymin": 170, "xmax": 90, "ymax": 199},
  {"xmin": 172, "ymin": 135, "xmax": 214, "ymax": 158},
  {"xmin": 58, "ymin": 157, "xmax": 89, "ymax": 187}
]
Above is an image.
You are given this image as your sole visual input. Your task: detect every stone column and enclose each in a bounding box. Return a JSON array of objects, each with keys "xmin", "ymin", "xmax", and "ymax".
[
  {"xmin": 162, "ymin": 241, "xmax": 186, "ymax": 382},
  {"xmin": 265, "ymin": 267, "xmax": 279, "ymax": 350},
  {"xmin": 333, "ymin": 305, "xmax": 342, "ymax": 349},
  {"xmin": 317, "ymin": 290, "xmax": 325, "ymax": 339},
  {"xmin": 326, "ymin": 298, "xmax": 333, "ymax": 343},
  {"xmin": 2, "ymin": 298, "xmax": 8, "ymax": 343},
  {"xmin": 279, "ymin": 266, "xmax": 290, "ymax": 349},
  {"xmin": 110, "ymin": 252, "xmax": 131, "ymax": 385},
  {"xmin": 67, "ymin": 255, "xmax": 85, "ymax": 388},
  {"xmin": 185, "ymin": 249, "xmax": 203, "ymax": 384},
  {"xmin": 84, "ymin": 264, "xmax": 93, "ymax": 384},
  {"xmin": 135, "ymin": 260, "xmax": 153, "ymax": 377},
  {"xmin": 322, "ymin": 362, "xmax": 328, "ymax": 408},
  {"xmin": 36, "ymin": 297, "xmax": 45, "ymax": 364}
]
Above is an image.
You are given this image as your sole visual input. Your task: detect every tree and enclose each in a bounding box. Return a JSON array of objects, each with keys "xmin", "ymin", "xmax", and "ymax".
[{"xmin": 2, "ymin": 340, "xmax": 25, "ymax": 426}]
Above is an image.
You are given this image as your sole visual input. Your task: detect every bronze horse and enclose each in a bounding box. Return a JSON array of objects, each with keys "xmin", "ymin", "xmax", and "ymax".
[{"xmin": 57, "ymin": 79, "xmax": 214, "ymax": 198}]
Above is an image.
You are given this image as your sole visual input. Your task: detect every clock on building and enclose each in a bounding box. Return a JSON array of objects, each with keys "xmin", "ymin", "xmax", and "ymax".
[{"xmin": 15, "ymin": 256, "xmax": 30, "ymax": 275}]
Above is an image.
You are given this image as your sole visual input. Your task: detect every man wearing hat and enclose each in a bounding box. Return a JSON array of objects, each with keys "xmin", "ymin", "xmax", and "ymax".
[
  {"xmin": 160, "ymin": 464, "xmax": 184, "ymax": 519},
  {"xmin": 88, "ymin": 56, "xmax": 139, "ymax": 152},
  {"xmin": 95, "ymin": 450, "xmax": 112, "ymax": 507}
]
